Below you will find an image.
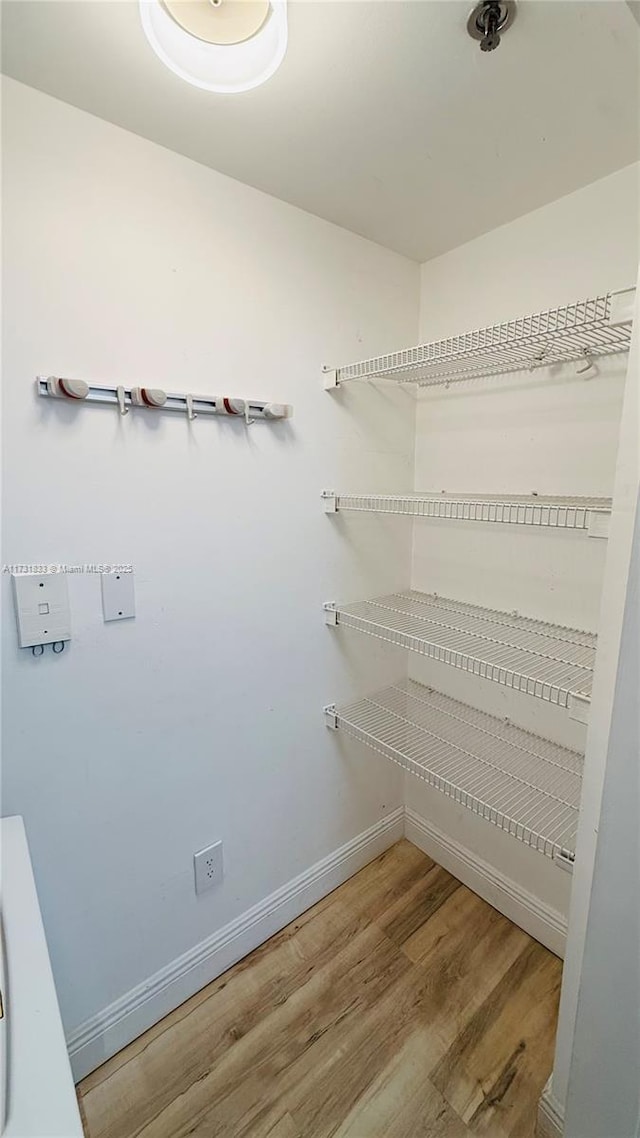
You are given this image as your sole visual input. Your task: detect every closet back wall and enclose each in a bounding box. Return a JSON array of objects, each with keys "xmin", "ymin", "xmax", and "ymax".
[
  {"xmin": 1, "ymin": 77, "xmax": 418, "ymax": 1071},
  {"xmin": 407, "ymin": 161, "xmax": 639, "ymax": 1057},
  {"xmin": 410, "ymin": 163, "xmax": 639, "ymax": 747},
  {"xmin": 415, "ymin": 162, "xmax": 639, "ymax": 634},
  {"xmin": 402, "ymin": 163, "xmax": 638, "ymax": 938}
]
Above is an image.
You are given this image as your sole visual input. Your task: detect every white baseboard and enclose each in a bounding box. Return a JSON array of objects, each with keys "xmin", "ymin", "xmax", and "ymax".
[
  {"xmin": 404, "ymin": 807, "xmax": 568, "ymax": 958},
  {"xmin": 68, "ymin": 804, "xmax": 568, "ymax": 1081},
  {"xmin": 536, "ymin": 1079, "xmax": 565, "ymax": 1137},
  {"xmin": 67, "ymin": 807, "xmax": 404, "ymax": 1081}
]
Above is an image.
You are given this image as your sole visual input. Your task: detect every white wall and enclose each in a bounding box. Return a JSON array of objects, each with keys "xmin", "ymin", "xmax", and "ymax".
[
  {"xmin": 408, "ymin": 165, "xmax": 639, "ymax": 926},
  {"xmin": 0, "ymin": 77, "xmax": 418, "ymax": 1062}
]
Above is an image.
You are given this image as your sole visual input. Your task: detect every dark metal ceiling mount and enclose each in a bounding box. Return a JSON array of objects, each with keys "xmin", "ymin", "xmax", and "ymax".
[{"xmin": 467, "ymin": 1, "xmax": 517, "ymax": 52}]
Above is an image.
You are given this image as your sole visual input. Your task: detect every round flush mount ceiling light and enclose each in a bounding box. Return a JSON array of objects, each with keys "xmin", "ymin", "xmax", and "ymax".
[{"xmin": 140, "ymin": 0, "xmax": 288, "ymax": 93}]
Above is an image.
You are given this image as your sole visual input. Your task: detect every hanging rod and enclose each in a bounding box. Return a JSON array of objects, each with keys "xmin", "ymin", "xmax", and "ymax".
[
  {"xmin": 323, "ymin": 287, "xmax": 635, "ymax": 389},
  {"xmin": 36, "ymin": 377, "xmax": 293, "ymax": 424}
]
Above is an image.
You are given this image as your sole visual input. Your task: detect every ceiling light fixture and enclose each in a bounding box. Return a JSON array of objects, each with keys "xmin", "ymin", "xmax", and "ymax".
[{"xmin": 140, "ymin": 0, "xmax": 288, "ymax": 93}]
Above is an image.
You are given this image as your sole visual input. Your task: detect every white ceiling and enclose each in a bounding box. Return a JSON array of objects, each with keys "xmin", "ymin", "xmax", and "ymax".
[{"xmin": 2, "ymin": 1, "xmax": 638, "ymax": 261}]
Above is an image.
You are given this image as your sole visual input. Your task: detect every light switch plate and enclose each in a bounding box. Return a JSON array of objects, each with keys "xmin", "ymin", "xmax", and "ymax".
[
  {"xmin": 101, "ymin": 570, "xmax": 135, "ymax": 621},
  {"xmin": 12, "ymin": 573, "xmax": 71, "ymax": 648}
]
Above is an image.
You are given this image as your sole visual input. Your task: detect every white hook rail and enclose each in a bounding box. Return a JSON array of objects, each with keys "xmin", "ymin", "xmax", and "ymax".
[{"xmin": 36, "ymin": 377, "xmax": 293, "ymax": 422}]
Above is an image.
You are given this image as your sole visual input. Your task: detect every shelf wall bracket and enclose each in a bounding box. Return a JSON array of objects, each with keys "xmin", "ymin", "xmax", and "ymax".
[
  {"xmin": 554, "ymin": 850, "xmax": 575, "ymax": 874},
  {"xmin": 323, "ymin": 602, "xmax": 338, "ymax": 626},
  {"xmin": 322, "ymin": 490, "xmax": 337, "ymax": 514},
  {"xmin": 588, "ymin": 512, "xmax": 611, "ymax": 539},
  {"xmin": 324, "ymin": 704, "xmax": 338, "ymax": 729},
  {"xmin": 568, "ymin": 693, "xmax": 591, "ymax": 725},
  {"xmin": 609, "ymin": 286, "xmax": 636, "ymax": 326},
  {"xmin": 322, "ymin": 367, "xmax": 339, "ymax": 391}
]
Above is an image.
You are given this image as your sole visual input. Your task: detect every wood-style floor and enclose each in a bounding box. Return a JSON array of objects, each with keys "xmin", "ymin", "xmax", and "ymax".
[{"xmin": 78, "ymin": 840, "xmax": 562, "ymax": 1138}]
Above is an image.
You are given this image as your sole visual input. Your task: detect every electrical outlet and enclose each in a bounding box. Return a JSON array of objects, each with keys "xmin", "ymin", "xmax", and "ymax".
[{"xmin": 194, "ymin": 841, "xmax": 223, "ymax": 895}]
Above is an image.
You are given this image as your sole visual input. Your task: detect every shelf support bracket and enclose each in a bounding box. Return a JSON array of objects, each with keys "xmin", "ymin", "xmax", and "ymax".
[
  {"xmin": 588, "ymin": 511, "xmax": 611, "ymax": 539},
  {"xmin": 322, "ymin": 490, "xmax": 337, "ymax": 514},
  {"xmin": 609, "ymin": 287, "xmax": 636, "ymax": 326},
  {"xmin": 324, "ymin": 704, "xmax": 338, "ymax": 729},
  {"xmin": 323, "ymin": 602, "xmax": 338, "ymax": 626},
  {"xmin": 322, "ymin": 367, "xmax": 339, "ymax": 391},
  {"xmin": 568, "ymin": 693, "xmax": 590, "ymax": 725},
  {"xmin": 554, "ymin": 849, "xmax": 575, "ymax": 874}
]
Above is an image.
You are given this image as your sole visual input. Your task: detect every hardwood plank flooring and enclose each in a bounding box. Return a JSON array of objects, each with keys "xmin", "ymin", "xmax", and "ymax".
[{"xmin": 78, "ymin": 840, "xmax": 562, "ymax": 1138}]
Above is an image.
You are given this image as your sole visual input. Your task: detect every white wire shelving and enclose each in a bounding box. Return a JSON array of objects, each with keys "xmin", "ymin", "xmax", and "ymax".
[
  {"xmin": 325, "ymin": 679, "xmax": 581, "ymax": 866},
  {"xmin": 321, "ymin": 490, "xmax": 612, "ymax": 536},
  {"xmin": 324, "ymin": 590, "xmax": 596, "ymax": 721},
  {"xmin": 323, "ymin": 288, "xmax": 635, "ymax": 389}
]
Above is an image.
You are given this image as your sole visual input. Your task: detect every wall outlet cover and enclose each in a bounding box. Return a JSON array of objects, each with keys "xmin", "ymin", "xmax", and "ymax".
[
  {"xmin": 194, "ymin": 841, "xmax": 223, "ymax": 895},
  {"xmin": 101, "ymin": 570, "xmax": 135, "ymax": 622}
]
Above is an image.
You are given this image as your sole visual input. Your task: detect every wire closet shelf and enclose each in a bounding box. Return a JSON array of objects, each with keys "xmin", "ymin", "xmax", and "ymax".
[
  {"xmin": 325, "ymin": 679, "xmax": 581, "ymax": 865},
  {"xmin": 324, "ymin": 590, "xmax": 596, "ymax": 720},
  {"xmin": 321, "ymin": 491, "xmax": 612, "ymax": 533},
  {"xmin": 323, "ymin": 288, "xmax": 635, "ymax": 388}
]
